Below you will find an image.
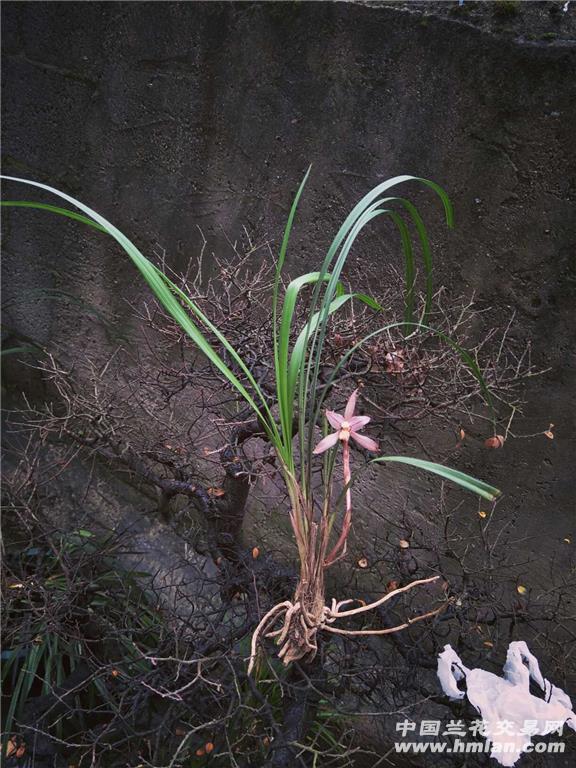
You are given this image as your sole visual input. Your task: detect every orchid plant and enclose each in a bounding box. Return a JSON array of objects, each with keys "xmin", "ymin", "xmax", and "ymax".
[{"xmin": 1, "ymin": 171, "xmax": 500, "ymax": 672}]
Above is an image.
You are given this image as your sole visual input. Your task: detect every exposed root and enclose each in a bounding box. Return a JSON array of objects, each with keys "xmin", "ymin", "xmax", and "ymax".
[
  {"xmin": 248, "ymin": 601, "xmax": 292, "ymax": 675},
  {"xmin": 248, "ymin": 575, "xmax": 442, "ymax": 674}
]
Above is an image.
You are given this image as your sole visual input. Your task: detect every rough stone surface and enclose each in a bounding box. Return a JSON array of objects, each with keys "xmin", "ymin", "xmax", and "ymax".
[{"xmin": 2, "ymin": 1, "xmax": 575, "ymax": 762}]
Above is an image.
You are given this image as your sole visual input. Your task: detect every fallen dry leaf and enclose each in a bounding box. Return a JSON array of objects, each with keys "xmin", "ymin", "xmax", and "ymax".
[
  {"xmin": 252, "ymin": 547, "xmax": 260, "ymax": 560},
  {"xmin": 196, "ymin": 747, "xmax": 206, "ymax": 757},
  {"xmin": 478, "ymin": 510, "xmax": 487, "ymax": 519},
  {"xmin": 1, "ymin": 740, "xmax": 25, "ymax": 759},
  {"xmin": 517, "ymin": 585, "xmax": 527, "ymax": 595},
  {"xmin": 484, "ymin": 434, "xmax": 505, "ymax": 449},
  {"xmin": 3, "ymin": 740, "xmax": 17, "ymax": 758},
  {"xmin": 332, "ymin": 333, "xmax": 349, "ymax": 350},
  {"xmin": 205, "ymin": 742, "xmax": 214, "ymax": 754}
]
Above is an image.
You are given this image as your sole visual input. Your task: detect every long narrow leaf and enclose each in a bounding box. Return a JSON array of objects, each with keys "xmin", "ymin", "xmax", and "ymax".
[
  {"xmin": 149, "ymin": 262, "xmax": 283, "ymax": 444},
  {"xmin": 373, "ymin": 455, "xmax": 501, "ymax": 501},
  {"xmin": 392, "ymin": 197, "xmax": 435, "ymax": 318},
  {"xmin": 299, "ymin": 202, "xmax": 388, "ymax": 485},
  {"xmin": 1, "ymin": 345, "xmax": 37, "ymax": 356},
  {"xmin": 278, "ymin": 271, "xmax": 327, "ymax": 451},
  {"xmin": 277, "ymin": 271, "xmax": 353, "ymax": 450},
  {"xmin": 316, "ymin": 320, "xmax": 494, "ymax": 423},
  {"xmin": 2, "ymin": 662, "xmax": 26, "ymax": 760},
  {"xmin": 272, "ymin": 170, "xmax": 311, "ymax": 459},
  {"xmin": 18, "ymin": 642, "xmax": 44, "ymax": 714},
  {"xmin": 390, "ymin": 210, "xmax": 416, "ymax": 328},
  {"xmin": 1, "ymin": 200, "xmax": 107, "ymax": 233},
  {"xmin": 1, "ymin": 178, "xmax": 281, "ymax": 444},
  {"xmin": 302, "ymin": 175, "xmax": 452, "ymax": 388},
  {"xmin": 288, "ymin": 291, "xmax": 381, "ymax": 407},
  {"xmin": 300, "ymin": 177, "xmax": 452, "ymax": 486}
]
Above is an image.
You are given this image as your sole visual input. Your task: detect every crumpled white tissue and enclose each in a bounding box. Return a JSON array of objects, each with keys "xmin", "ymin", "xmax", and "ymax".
[{"xmin": 437, "ymin": 641, "xmax": 576, "ymax": 766}]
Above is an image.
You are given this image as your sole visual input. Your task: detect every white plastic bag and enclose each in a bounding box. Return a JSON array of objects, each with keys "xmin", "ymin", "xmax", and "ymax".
[{"xmin": 437, "ymin": 642, "xmax": 575, "ymax": 766}]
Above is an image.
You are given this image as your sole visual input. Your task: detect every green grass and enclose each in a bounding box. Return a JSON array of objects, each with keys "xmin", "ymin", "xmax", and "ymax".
[{"xmin": 1, "ymin": 529, "xmax": 163, "ymax": 762}]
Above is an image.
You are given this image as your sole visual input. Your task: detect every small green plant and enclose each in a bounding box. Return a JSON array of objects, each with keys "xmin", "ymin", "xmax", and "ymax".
[
  {"xmin": 493, "ymin": 0, "xmax": 521, "ymax": 18},
  {"xmin": 2, "ymin": 171, "xmax": 500, "ymax": 673},
  {"xmin": 1, "ymin": 528, "xmax": 162, "ymax": 762}
]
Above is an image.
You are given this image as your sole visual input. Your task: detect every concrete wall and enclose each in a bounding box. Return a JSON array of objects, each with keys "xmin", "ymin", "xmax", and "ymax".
[{"xmin": 2, "ymin": 2, "xmax": 576, "ymax": 745}]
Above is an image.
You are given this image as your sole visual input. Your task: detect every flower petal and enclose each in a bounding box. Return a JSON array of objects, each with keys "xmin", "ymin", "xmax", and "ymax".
[
  {"xmin": 326, "ymin": 410, "xmax": 344, "ymax": 430},
  {"xmin": 351, "ymin": 432, "xmax": 379, "ymax": 452},
  {"xmin": 313, "ymin": 431, "xmax": 339, "ymax": 454},
  {"xmin": 349, "ymin": 414, "xmax": 370, "ymax": 431},
  {"xmin": 344, "ymin": 389, "xmax": 358, "ymax": 420}
]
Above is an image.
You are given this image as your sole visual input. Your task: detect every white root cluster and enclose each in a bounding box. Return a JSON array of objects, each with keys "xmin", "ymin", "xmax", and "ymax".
[{"xmin": 248, "ymin": 575, "xmax": 442, "ymax": 674}]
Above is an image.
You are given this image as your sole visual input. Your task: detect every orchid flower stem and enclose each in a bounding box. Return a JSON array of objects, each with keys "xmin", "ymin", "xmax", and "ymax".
[{"xmin": 324, "ymin": 438, "xmax": 351, "ymax": 567}]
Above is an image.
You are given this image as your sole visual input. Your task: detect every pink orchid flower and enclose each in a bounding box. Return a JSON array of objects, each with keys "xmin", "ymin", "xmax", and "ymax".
[
  {"xmin": 314, "ymin": 389, "xmax": 378, "ymax": 567},
  {"xmin": 313, "ymin": 389, "xmax": 378, "ymax": 455}
]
